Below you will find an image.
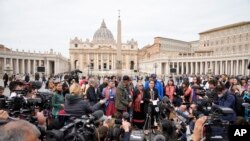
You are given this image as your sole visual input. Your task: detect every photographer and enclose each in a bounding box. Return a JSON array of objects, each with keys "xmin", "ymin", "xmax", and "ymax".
[
  {"xmin": 216, "ymin": 82, "xmax": 236, "ymax": 121},
  {"xmin": 9, "ymin": 80, "xmax": 25, "ymax": 98},
  {"xmin": 206, "ymin": 79, "xmax": 218, "ymax": 104}
]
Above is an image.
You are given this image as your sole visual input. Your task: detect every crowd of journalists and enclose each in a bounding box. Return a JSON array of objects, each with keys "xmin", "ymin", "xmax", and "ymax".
[{"xmin": 0, "ymin": 72, "xmax": 250, "ymax": 141}]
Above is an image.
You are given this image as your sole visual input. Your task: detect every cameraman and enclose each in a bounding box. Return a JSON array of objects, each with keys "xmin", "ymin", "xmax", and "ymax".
[
  {"xmin": 206, "ymin": 79, "xmax": 218, "ymax": 105},
  {"xmin": 9, "ymin": 81, "xmax": 25, "ymax": 98},
  {"xmin": 216, "ymin": 82, "xmax": 236, "ymax": 121},
  {"xmin": 64, "ymin": 82, "xmax": 106, "ymax": 116}
]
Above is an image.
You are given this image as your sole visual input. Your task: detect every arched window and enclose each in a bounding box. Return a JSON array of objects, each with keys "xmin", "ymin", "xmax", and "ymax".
[
  {"xmin": 130, "ymin": 61, "xmax": 134, "ymax": 70},
  {"xmin": 74, "ymin": 60, "xmax": 79, "ymax": 69}
]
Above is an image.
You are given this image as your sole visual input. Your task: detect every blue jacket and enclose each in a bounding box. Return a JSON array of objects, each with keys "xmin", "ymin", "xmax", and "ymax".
[
  {"xmin": 145, "ymin": 80, "xmax": 163, "ymax": 100},
  {"xmin": 218, "ymin": 90, "xmax": 236, "ymax": 110},
  {"xmin": 218, "ymin": 90, "xmax": 236, "ymax": 121}
]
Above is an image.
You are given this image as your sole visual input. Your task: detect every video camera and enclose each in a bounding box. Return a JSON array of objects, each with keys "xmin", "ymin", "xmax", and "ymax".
[
  {"xmin": 202, "ymin": 105, "xmax": 235, "ymax": 141},
  {"xmin": 46, "ymin": 110, "xmax": 105, "ymax": 141},
  {"xmin": 191, "ymin": 85, "xmax": 206, "ymax": 97},
  {"xmin": 157, "ymin": 96, "xmax": 174, "ymax": 119},
  {"xmin": 68, "ymin": 69, "xmax": 82, "ymax": 83}
]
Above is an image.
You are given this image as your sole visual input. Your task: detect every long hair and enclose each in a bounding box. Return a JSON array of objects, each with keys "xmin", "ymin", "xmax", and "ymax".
[{"xmin": 167, "ymin": 79, "xmax": 175, "ymax": 86}]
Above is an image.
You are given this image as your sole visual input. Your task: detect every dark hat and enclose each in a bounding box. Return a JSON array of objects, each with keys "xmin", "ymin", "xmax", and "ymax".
[
  {"xmin": 122, "ymin": 75, "xmax": 130, "ymax": 81},
  {"xmin": 151, "ymin": 74, "xmax": 157, "ymax": 78}
]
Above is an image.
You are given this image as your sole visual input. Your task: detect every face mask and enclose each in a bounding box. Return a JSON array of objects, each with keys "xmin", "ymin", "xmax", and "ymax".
[{"xmin": 218, "ymin": 93, "xmax": 223, "ymax": 98}]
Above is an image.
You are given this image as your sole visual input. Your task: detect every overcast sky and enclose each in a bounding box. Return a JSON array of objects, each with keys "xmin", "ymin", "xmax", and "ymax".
[{"xmin": 0, "ymin": 0, "xmax": 250, "ymax": 57}]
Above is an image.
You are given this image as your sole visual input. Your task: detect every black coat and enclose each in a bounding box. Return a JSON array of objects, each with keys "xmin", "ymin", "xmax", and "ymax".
[
  {"xmin": 64, "ymin": 94, "xmax": 101, "ymax": 117},
  {"xmin": 86, "ymin": 86, "xmax": 99, "ymax": 105},
  {"xmin": 143, "ymin": 87, "xmax": 158, "ymax": 114}
]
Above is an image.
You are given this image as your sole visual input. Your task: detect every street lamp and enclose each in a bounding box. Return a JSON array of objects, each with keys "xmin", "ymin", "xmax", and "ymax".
[{"xmin": 154, "ymin": 63, "xmax": 157, "ymax": 74}]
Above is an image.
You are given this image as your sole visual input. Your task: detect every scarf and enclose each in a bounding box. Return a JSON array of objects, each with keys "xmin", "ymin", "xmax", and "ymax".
[{"xmin": 134, "ymin": 90, "xmax": 143, "ymax": 112}]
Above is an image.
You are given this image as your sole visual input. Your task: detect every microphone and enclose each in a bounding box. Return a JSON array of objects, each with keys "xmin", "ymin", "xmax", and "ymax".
[
  {"xmin": 162, "ymin": 96, "xmax": 170, "ymax": 103},
  {"xmin": 89, "ymin": 110, "xmax": 107, "ymax": 123}
]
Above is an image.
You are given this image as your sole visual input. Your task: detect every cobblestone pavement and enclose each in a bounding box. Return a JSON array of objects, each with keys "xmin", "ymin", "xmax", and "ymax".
[{"xmin": 0, "ymin": 79, "xmax": 10, "ymax": 96}]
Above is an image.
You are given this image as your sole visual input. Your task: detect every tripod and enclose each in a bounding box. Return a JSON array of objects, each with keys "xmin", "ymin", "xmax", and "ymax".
[{"xmin": 143, "ymin": 103, "xmax": 153, "ymax": 140}]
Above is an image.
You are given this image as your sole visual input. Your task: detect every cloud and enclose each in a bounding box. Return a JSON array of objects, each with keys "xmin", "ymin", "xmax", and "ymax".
[{"xmin": 0, "ymin": 0, "xmax": 249, "ymax": 57}]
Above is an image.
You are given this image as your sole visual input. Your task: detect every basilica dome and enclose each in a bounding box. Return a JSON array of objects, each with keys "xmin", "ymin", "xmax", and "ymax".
[{"xmin": 93, "ymin": 20, "xmax": 115, "ymax": 44}]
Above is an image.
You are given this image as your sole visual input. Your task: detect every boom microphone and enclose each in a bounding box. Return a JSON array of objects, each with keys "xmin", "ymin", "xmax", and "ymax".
[{"xmin": 90, "ymin": 110, "xmax": 104, "ymax": 122}]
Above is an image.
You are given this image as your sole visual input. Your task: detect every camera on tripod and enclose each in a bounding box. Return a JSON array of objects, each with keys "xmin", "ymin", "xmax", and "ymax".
[{"xmin": 46, "ymin": 110, "xmax": 105, "ymax": 141}]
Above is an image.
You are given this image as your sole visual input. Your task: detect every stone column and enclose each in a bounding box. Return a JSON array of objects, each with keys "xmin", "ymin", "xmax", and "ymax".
[
  {"xmin": 195, "ymin": 62, "xmax": 198, "ymax": 75},
  {"xmin": 33, "ymin": 60, "xmax": 36, "ymax": 74},
  {"xmin": 210, "ymin": 61, "xmax": 212, "ymax": 73},
  {"xmin": 205, "ymin": 61, "xmax": 207, "ymax": 75},
  {"xmin": 16, "ymin": 58, "xmax": 19, "ymax": 74},
  {"xmin": 80, "ymin": 54, "xmax": 83, "ymax": 71},
  {"xmin": 219, "ymin": 61, "xmax": 222, "ymax": 75},
  {"xmin": 167, "ymin": 61, "xmax": 170, "ymax": 75},
  {"xmin": 225, "ymin": 60, "xmax": 228, "ymax": 74},
  {"xmin": 3, "ymin": 57, "xmax": 6, "ymax": 73},
  {"xmin": 27, "ymin": 59, "xmax": 31, "ymax": 74},
  {"xmin": 10, "ymin": 58, "xmax": 13, "ymax": 71},
  {"xmin": 181, "ymin": 62, "xmax": 184, "ymax": 74},
  {"xmin": 100, "ymin": 54, "xmax": 102, "ymax": 70},
  {"xmin": 107, "ymin": 54, "xmax": 110, "ymax": 70},
  {"xmin": 21, "ymin": 59, "xmax": 25, "ymax": 74},
  {"xmin": 215, "ymin": 61, "xmax": 218, "ymax": 75},
  {"xmin": 111, "ymin": 54, "xmax": 114, "ymax": 69},
  {"xmin": 231, "ymin": 60, "xmax": 234, "ymax": 75},
  {"xmin": 236, "ymin": 60, "xmax": 239, "ymax": 75},
  {"xmin": 190, "ymin": 62, "xmax": 193, "ymax": 75},
  {"xmin": 241, "ymin": 59, "xmax": 244, "ymax": 75},
  {"xmin": 46, "ymin": 60, "xmax": 50, "ymax": 75},
  {"xmin": 177, "ymin": 62, "xmax": 179, "ymax": 75},
  {"xmin": 200, "ymin": 62, "xmax": 203, "ymax": 75}
]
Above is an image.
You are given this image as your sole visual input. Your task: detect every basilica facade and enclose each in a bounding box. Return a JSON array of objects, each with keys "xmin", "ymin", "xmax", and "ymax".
[{"xmin": 69, "ymin": 19, "xmax": 138, "ymax": 76}]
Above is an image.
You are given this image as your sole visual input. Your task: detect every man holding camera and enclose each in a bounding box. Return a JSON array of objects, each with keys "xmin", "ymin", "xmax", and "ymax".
[{"xmin": 206, "ymin": 79, "xmax": 219, "ymax": 104}]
